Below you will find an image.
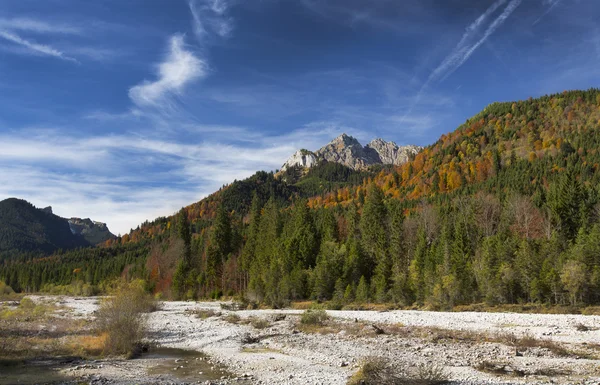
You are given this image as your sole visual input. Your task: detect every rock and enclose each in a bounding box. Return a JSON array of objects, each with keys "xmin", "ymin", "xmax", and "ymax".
[
  {"xmin": 365, "ymin": 138, "xmax": 421, "ymax": 166},
  {"xmin": 281, "ymin": 149, "xmax": 318, "ymax": 172},
  {"xmin": 280, "ymin": 133, "xmax": 422, "ymax": 172},
  {"xmin": 68, "ymin": 217, "xmax": 116, "ymax": 244}
]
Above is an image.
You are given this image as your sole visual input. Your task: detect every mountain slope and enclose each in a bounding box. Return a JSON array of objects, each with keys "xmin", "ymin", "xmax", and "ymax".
[
  {"xmin": 6, "ymin": 89, "xmax": 600, "ymax": 309},
  {"xmin": 0, "ymin": 198, "xmax": 89, "ymax": 255}
]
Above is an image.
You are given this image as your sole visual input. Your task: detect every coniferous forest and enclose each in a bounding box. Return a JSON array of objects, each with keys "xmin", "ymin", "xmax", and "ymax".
[{"xmin": 4, "ymin": 89, "xmax": 600, "ymax": 309}]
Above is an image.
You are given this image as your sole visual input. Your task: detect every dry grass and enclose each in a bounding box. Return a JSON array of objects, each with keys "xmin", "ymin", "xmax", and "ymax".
[
  {"xmin": 220, "ymin": 302, "xmax": 247, "ymax": 311},
  {"xmin": 295, "ymin": 316, "xmax": 582, "ymax": 360},
  {"xmin": 475, "ymin": 360, "xmax": 571, "ymax": 377},
  {"xmin": 493, "ymin": 332, "xmax": 570, "ymax": 357},
  {"xmin": 574, "ymin": 323, "xmax": 597, "ymax": 332},
  {"xmin": 190, "ymin": 309, "xmax": 221, "ymax": 319},
  {"xmin": 290, "ymin": 301, "xmax": 314, "ymax": 310},
  {"xmin": 65, "ymin": 333, "xmax": 107, "ymax": 357},
  {"xmin": 223, "ymin": 313, "xmax": 241, "ymax": 324},
  {"xmin": 0, "ymin": 297, "xmax": 100, "ymax": 360},
  {"xmin": 347, "ymin": 356, "xmax": 400, "ymax": 385},
  {"xmin": 415, "ymin": 362, "xmax": 449, "ymax": 383},
  {"xmin": 249, "ymin": 317, "xmax": 270, "ymax": 329},
  {"xmin": 347, "ymin": 357, "xmax": 449, "ymax": 385},
  {"xmin": 241, "ymin": 346, "xmax": 282, "ymax": 354}
]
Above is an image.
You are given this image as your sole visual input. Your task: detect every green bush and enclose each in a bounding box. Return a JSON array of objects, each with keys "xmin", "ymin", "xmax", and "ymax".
[
  {"xmin": 19, "ymin": 297, "xmax": 35, "ymax": 309},
  {"xmin": 0, "ymin": 281, "xmax": 14, "ymax": 296},
  {"xmin": 300, "ymin": 309, "xmax": 330, "ymax": 325}
]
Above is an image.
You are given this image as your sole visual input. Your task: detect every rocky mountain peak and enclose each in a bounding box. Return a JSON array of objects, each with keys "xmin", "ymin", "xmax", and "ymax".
[
  {"xmin": 330, "ymin": 133, "xmax": 361, "ymax": 147},
  {"xmin": 68, "ymin": 217, "xmax": 115, "ymax": 245},
  {"xmin": 280, "ymin": 134, "xmax": 422, "ymax": 171},
  {"xmin": 280, "ymin": 149, "xmax": 318, "ymax": 172}
]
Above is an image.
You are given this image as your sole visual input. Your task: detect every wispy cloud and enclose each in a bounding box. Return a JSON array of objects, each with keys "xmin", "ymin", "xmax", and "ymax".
[
  {"xmin": 0, "ymin": 30, "xmax": 79, "ymax": 63},
  {"xmin": 0, "ymin": 17, "xmax": 81, "ymax": 34},
  {"xmin": 533, "ymin": 0, "xmax": 562, "ymax": 25},
  {"xmin": 400, "ymin": 0, "xmax": 522, "ymax": 120},
  {"xmin": 128, "ymin": 35, "xmax": 207, "ymax": 108},
  {"xmin": 188, "ymin": 0, "xmax": 234, "ymax": 41},
  {"xmin": 428, "ymin": 0, "xmax": 522, "ymax": 86}
]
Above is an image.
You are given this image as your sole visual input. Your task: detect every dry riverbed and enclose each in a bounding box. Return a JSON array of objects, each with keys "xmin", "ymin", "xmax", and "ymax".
[{"xmin": 3, "ymin": 296, "xmax": 600, "ymax": 385}]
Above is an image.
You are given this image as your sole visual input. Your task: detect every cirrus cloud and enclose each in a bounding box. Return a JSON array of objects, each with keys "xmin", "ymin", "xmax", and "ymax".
[{"xmin": 128, "ymin": 35, "xmax": 207, "ymax": 108}]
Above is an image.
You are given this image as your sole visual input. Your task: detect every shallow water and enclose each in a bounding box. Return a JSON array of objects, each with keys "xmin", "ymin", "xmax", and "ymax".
[
  {"xmin": 0, "ymin": 348, "xmax": 237, "ymax": 385},
  {"xmin": 0, "ymin": 359, "xmax": 71, "ymax": 385},
  {"xmin": 145, "ymin": 347, "xmax": 232, "ymax": 381}
]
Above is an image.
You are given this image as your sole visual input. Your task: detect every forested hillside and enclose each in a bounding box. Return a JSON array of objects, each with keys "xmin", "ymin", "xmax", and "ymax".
[
  {"xmin": 4, "ymin": 89, "xmax": 600, "ymax": 309},
  {"xmin": 0, "ymin": 198, "xmax": 89, "ymax": 257}
]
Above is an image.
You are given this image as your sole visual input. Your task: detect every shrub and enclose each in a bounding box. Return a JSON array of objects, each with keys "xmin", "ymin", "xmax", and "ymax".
[
  {"xmin": 19, "ymin": 297, "xmax": 36, "ymax": 309},
  {"xmin": 96, "ymin": 282, "xmax": 155, "ymax": 357},
  {"xmin": 300, "ymin": 309, "xmax": 330, "ymax": 325},
  {"xmin": 194, "ymin": 309, "xmax": 219, "ymax": 319},
  {"xmin": 575, "ymin": 323, "xmax": 590, "ymax": 332},
  {"xmin": 0, "ymin": 281, "xmax": 14, "ymax": 296},
  {"xmin": 347, "ymin": 357, "xmax": 399, "ymax": 385},
  {"xmin": 416, "ymin": 362, "xmax": 449, "ymax": 383},
  {"xmin": 223, "ymin": 313, "xmax": 241, "ymax": 324},
  {"xmin": 250, "ymin": 317, "xmax": 270, "ymax": 329}
]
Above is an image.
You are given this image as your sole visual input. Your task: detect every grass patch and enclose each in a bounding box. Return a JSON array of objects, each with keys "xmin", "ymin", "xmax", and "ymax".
[
  {"xmin": 494, "ymin": 332, "xmax": 570, "ymax": 357},
  {"xmin": 0, "ymin": 297, "xmax": 99, "ymax": 360},
  {"xmin": 190, "ymin": 309, "xmax": 220, "ymax": 319},
  {"xmin": 475, "ymin": 360, "xmax": 571, "ymax": 377},
  {"xmin": 223, "ymin": 313, "xmax": 241, "ymax": 324},
  {"xmin": 249, "ymin": 317, "xmax": 270, "ymax": 329},
  {"xmin": 347, "ymin": 357, "xmax": 449, "ymax": 385},
  {"xmin": 220, "ymin": 302, "xmax": 247, "ymax": 311},
  {"xmin": 241, "ymin": 347, "xmax": 282, "ymax": 354},
  {"xmin": 347, "ymin": 356, "xmax": 400, "ymax": 385},
  {"xmin": 574, "ymin": 323, "xmax": 596, "ymax": 332}
]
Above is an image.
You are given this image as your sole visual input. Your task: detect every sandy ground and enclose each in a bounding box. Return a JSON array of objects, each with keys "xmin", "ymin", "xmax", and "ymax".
[{"xmin": 30, "ymin": 297, "xmax": 600, "ymax": 385}]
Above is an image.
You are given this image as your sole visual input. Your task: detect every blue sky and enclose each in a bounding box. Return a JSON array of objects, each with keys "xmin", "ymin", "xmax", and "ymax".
[{"xmin": 0, "ymin": 0, "xmax": 598, "ymax": 234}]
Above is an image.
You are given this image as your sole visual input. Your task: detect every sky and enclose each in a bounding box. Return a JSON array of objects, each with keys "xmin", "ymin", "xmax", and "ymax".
[{"xmin": 0, "ymin": 0, "xmax": 598, "ymax": 235}]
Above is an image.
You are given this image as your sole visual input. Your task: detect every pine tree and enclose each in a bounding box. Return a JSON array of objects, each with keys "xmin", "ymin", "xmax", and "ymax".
[
  {"xmin": 549, "ymin": 171, "xmax": 584, "ymax": 240},
  {"xmin": 355, "ymin": 276, "xmax": 369, "ymax": 303}
]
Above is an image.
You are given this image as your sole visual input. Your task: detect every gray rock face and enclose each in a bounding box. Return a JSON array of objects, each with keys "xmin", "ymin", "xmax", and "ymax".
[
  {"xmin": 68, "ymin": 217, "xmax": 116, "ymax": 245},
  {"xmin": 281, "ymin": 133, "xmax": 422, "ymax": 171},
  {"xmin": 315, "ymin": 133, "xmax": 381, "ymax": 170},
  {"xmin": 365, "ymin": 138, "xmax": 421, "ymax": 166},
  {"xmin": 281, "ymin": 149, "xmax": 318, "ymax": 172}
]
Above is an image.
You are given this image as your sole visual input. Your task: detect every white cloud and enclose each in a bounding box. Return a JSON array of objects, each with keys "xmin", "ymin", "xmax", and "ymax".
[
  {"xmin": 0, "ymin": 29, "xmax": 79, "ymax": 63},
  {"xmin": 0, "ymin": 124, "xmax": 359, "ymax": 234},
  {"xmin": 189, "ymin": 0, "xmax": 234, "ymax": 40},
  {"xmin": 129, "ymin": 35, "xmax": 207, "ymax": 107},
  {"xmin": 0, "ymin": 17, "xmax": 81, "ymax": 34}
]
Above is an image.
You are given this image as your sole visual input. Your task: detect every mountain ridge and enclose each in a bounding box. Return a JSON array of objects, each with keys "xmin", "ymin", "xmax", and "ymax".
[
  {"xmin": 281, "ymin": 133, "xmax": 421, "ymax": 171},
  {"xmin": 0, "ymin": 198, "xmax": 115, "ymax": 257}
]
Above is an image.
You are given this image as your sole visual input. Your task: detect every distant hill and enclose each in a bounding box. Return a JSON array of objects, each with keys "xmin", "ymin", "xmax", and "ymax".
[{"xmin": 0, "ymin": 198, "xmax": 114, "ymax": 257}]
